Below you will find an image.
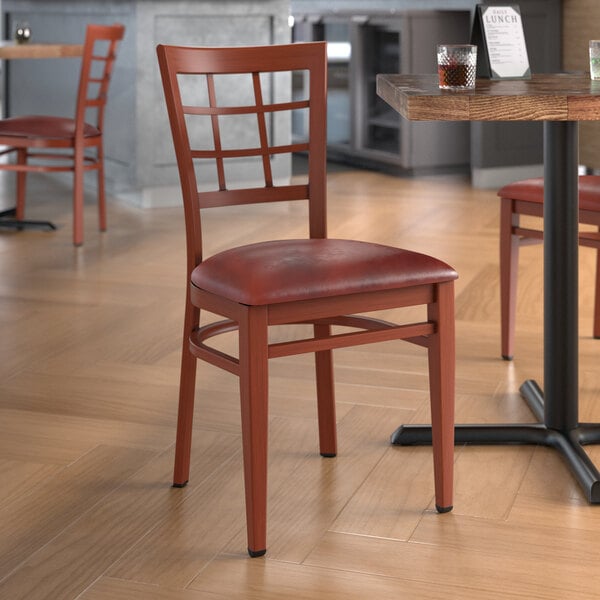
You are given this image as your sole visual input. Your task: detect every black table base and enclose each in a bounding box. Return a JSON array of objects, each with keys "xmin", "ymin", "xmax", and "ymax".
[
  {"xmin": 391, "ymin": 122, "xmax": 600, "ymax": 504},
  {"xmin": 391, "ymin": 378, "xmax": 600, "ymax": 503},
  {"xmin": 0, "ymin": 207, "xmax": 56, "ymax": 231}
]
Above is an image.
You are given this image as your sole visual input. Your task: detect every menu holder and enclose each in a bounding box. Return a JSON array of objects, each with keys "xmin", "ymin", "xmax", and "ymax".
[{"xmin": 471, "ymin": 4, "xmax": 531, "ymax": 80}]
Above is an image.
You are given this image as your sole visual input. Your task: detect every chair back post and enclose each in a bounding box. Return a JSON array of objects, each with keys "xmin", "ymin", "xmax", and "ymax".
[
  {"xmin": 157, "ymin": 44, "xmax": 205, "ymax": 274},
  {"xmin": 157, "ymin": 42, "xmax": 329, "ymax": 276},
  {"xmin": 307, "ymin": 45, "xmax": 328, "ymax": 240}
]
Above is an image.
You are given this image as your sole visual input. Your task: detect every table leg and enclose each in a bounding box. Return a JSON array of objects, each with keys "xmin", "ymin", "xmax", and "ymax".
[{"xmin": 391, "ymin": 121, "xmax": 600, "ymax": 503}]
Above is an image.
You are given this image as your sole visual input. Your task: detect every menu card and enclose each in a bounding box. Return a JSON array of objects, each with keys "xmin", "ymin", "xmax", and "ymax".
[{"xmin": 471, "ymin": 4, "xmax": 531, "ymax": 79}]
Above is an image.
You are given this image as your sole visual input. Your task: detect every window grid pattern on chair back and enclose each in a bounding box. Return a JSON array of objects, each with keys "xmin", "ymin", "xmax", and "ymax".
[
  {"xmin": 76, "ymin": 23, "xmax": 125, "ymax": 135},
  {"xmin": 157, "ymin": 42, "xmax": 328, "ymax": 268}
]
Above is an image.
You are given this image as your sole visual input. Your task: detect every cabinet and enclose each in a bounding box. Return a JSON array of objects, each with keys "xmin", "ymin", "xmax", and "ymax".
[{"xmin": 293, "ymin": 10, "xmax": 472, "ymax": 172}]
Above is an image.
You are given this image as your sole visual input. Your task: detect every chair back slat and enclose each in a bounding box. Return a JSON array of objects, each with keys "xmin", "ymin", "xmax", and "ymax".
[
  {"xmin": 252, "ymin": 72, "xmax": 274, "ymax": 187},
  {"xmin": 182, "ymin": 99, "xmax": 310, "ymax": 116},
  {"xmin": 157, "ymin": 42, "xmax": 328, "ymax": 270},
  {"xmin": 198, "ymin": 184, "xmax": 311, "ymax": 209},
  {"xmin": 206, "ymin": 74, "xmax": 227, "ymax": 191},
  {"xmin": 190, "ymin": 142, "xmax": 310, "ymax": 160}
]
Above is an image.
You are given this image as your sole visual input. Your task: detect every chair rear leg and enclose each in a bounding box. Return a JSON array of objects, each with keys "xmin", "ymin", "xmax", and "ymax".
[
  {"xmin": 16, "ymin": 149, "xmax": 27, "ymax": 220},
  {"xmin": 173, "ymin": 301, "xmax": 200, "ymax": 487},
  {"xmin": 239, "ymin": 305, "xmax": 269, "ymax": 557},
  {"xmin": 594, "ymin": 231, "xmax": 600, "ymax": 339},
  {"xmin": 500, "ymin": 198, "xmax": 520, "ymax": 360},
  {"xmin": 314, "ymin": 323, "xmax": 337, "ymax": 457},
  {"xmin": 427, "ymin": 281, "xmax": 455, "ymax": 513}
]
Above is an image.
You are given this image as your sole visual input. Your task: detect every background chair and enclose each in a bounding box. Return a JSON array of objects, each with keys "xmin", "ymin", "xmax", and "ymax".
[
  {"xmin": 0, "ymin": 23, "xmax": 125, "ymax": 246},
  {"xmin": 498, "ymin": 176, "xmax": 600, "ymax": 359},
  {"xmin": 157, "ymin": 41, "xmax": 457, "ymax": 558}
]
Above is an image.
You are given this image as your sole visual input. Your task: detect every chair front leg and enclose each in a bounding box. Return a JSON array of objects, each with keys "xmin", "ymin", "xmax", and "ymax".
[
  {"xmin": 239, "ymin": 305, "xmax": 269, "ymax": 557},
  {"xmin": 73, "ymin": 143, "xmax": 85, "ymax": 246},
  {"xmin": 314, "ymin": 323, "xmax": 337, "ymax": 457},
  {"xmin": 97, "ymin": 144, "xmax": 107, "ymax": 232},
  {"xmin": 15, "ymin": 148, "xmax": 27, "ymax": 220},
  {"xmin": 500, "ymin": 198, "xmax": 520, "ymax": 360},
  {"xmin": 427, "ymin": 281, "xmax": 455, "ymax": 513},
  {"xmin": 594, "ymin": 228, "xmax": 600, "ymax": 339}
]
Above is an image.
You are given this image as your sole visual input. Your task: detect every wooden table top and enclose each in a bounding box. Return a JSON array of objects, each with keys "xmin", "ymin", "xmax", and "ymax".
[
  {"xmin": 376, "ymin": 73, "xmax": 600, "ymax": 122},
  {"xmin": 0, "ymin": 41, "xmax": 83, "ymax": 60}
]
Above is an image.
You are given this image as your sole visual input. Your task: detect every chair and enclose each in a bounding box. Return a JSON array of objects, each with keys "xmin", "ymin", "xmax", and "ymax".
[
  {"xmin": 499, "ymin": 176, "xmax": 600, "ymax": 360},
  {"xmin": 0, "ymin": 23, "xmax": 125, "ymax": 246},
  {"xmin": 157, "ymin": 41, "xmax": 457, "ymax": 557}
]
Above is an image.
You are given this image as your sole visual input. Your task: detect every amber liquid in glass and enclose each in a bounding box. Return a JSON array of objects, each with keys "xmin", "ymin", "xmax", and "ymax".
[{"xmin": 438, "ymin": 64, "xmax": 471, "ymax": 88}]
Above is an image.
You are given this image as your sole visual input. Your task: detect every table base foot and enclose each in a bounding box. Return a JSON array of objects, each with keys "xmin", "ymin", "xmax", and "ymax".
[
  {"xmin": 0, "ymin": 207, "xmax": 56, "ymax": 231},
  {"xmin": 391, "ymin": 380, "xmax": 600, "ymax": 503}
]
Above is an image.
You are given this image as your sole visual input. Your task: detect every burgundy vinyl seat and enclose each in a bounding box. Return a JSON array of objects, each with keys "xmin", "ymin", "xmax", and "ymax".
[
  {"xmin": 158, "ymin": 41, "xmax": 457, "ymax": 558},
  {"xmin": 0, "ymin": 23, "xmax": 125, "ymax": 246},
  {"xmin": 498, "ymin": 175, "xmax": 600, "ymax": 359}
]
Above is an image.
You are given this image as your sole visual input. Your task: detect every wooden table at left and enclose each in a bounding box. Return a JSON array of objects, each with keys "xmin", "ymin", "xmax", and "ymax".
[{"xmin": 0, "ymin": 41, "xmax": 83, "ymax": 59}]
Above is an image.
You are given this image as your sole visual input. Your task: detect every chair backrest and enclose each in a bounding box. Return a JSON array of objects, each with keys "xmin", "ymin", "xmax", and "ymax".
[
  {"xmin": 75, "ymin": 23, "xmax": 125, "ymax": 135},
  {"xmin": 157, "ymin": 42, "xmax": 328, "ymax": 272}
]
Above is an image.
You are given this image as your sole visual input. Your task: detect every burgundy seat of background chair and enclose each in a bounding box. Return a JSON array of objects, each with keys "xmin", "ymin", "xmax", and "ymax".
[
  {"xmin": 0, "ymin": 23, "xmax": 125, "ymax": 246},
  {"xmin": 158, "ymin": 40, "xmax": 457, "ymax": 558},
  {"xmin": 498, "ymin": 175, "xmax": 600, "ymax": 360}
]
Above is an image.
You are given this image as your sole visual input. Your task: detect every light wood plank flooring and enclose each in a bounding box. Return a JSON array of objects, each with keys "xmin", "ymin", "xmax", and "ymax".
[{"xmin": 1, "ymin": 167, "xmax": 600, "ymax": 599}]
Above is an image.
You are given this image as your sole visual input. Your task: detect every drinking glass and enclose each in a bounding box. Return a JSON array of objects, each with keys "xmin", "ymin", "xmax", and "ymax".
[{"xmin": 437, "ymin": 44, "xmax": 477, "ymax": 90}]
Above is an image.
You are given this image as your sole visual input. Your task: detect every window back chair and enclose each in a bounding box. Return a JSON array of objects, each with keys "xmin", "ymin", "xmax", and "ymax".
[
  {"xmin": 157, "ymin": 41, "xmax": 457, "ymax": 557},
  {"xmin": 499, "ymin": 176, "xmax": 600, "ymax": 359},
  {"xmin": 0, "ymin": 23, "xmax": 125, "ymax": 246}
]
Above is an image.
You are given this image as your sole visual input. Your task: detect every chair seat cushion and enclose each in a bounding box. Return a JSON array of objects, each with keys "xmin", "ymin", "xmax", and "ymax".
[
  {"xmin": 0, "ymin": 115, "xmax": 100, "ymax": 140},
  {"xmin": 498, "ymin": 175, "xmax": 600, "ymax": 211},
  {"xmin": 191, "ymin": 238, "xmax": 458, "ymax": 305}
]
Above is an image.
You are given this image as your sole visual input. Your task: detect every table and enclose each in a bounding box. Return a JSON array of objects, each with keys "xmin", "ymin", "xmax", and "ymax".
[
  {"xmin": 0, "ymin": 41, "xmax": 83, "ymax": 60},
  {"xmin": 0, "ymin": 41, "xmax": 83, "ymax": 231},
  {"xmin": 377, "ymin": 73, "xmax": 600, "ymax": 503}
]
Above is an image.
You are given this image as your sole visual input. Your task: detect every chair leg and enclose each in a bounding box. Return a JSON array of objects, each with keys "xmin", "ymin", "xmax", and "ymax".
[
  {"xmin": 97, "ymin": 146, "xmax": 107, "ymax": 232},
  {"xmin": 427, "ymin": 281, "xmax": 455, "ymax": 513},
  {"xmin": 594, "ymin": 231, "xmax": 600, "ymax": 339},
  {"xmin": 500, "ymin": 198, "xmax": 520, "ymax": 360},
  {"xmin": 15, "ymin": 149, "xmax": 27, "ymax": 220},
  {"xmin": 239, "ymin": 305, "xmax": 269, "ymax": 557},
  {"xmin": 314, "ymin": 323, "xmax": 337, "ymax": 457},
  {"xmin": 173, "ymin": 300, "xmax": 200, "ymax": 487},
  {"xmin": 72, "ymin": 145, "xmax": 85, "ymax": 246}
]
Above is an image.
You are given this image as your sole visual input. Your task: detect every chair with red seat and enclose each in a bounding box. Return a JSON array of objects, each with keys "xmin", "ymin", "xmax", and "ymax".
[
  {"xmin": 499, "ymin": 175, "xmax": 600, "ymax": 359},
  {"xmin": 157, "ymin": 41, "xmax": 457, "ymax": 557},
  {"xmin": 0, "ymin": 23, "xmax": 125, "ymax": 246}
]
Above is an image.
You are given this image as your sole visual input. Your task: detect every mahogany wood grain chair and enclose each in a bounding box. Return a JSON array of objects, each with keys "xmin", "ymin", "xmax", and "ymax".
[
  {"xmin": 499, "ymin": 175, "xmax": 600, "ymax": 359},
  {"xmin": 157, "ymin": 41, "xmax": 457, "ymax": 557},
  {"xmin": 0, "ymin": 23, "xmax": 125, "ymax": 246}
]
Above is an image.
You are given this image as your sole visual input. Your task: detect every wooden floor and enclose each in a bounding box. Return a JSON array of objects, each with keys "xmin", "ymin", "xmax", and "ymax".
[{"xmin": 2, "ymin": 167, "xmax": 600, "ymax": 599}]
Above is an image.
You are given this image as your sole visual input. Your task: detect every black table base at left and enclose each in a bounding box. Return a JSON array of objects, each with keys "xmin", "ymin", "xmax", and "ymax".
[
  {"xmin": 0, "ymin": 207, "xmax": 55, "ymax": 231},
  {"xmin": 392, "ymin": 121, "xmax": 600, "ymax": 504}
]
